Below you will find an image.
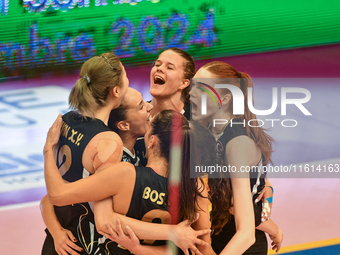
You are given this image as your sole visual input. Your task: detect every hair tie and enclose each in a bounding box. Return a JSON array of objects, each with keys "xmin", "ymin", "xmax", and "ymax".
[
  {"xmin": 83, "ymin": 75, "xmax": 90, "ymax": 84},
  {"xmin": 237, "ymin": 72, "xmax": 242, "ymax": 78}
]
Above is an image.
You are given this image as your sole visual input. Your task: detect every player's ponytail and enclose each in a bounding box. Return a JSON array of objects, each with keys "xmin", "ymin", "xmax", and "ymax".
[
  {"xmin": 69, "ymin": 53, "xmax": 123, "ymax": 118},
  {"xmin": 151, "ymin": 111, "xmax": 215, "ymax": 223}
]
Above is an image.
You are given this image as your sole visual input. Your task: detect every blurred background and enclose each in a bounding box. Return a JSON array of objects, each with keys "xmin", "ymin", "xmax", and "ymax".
[
  {"xmin": 0, "ymin": 0, "xmax": 340, "ymax": 254},
  {"xmin": 1, "ymin": 0, "xmax": 340, "ymax": 79}
]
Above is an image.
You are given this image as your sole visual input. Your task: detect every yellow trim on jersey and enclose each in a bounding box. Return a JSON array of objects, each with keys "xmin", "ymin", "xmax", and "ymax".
[
  {"xmin": 268, "ymin": 237, "xmax": 340, "ymax": 254},
  {"xmin": 202, "ymin": 177, "xmax": 212, "ymax": 213}
]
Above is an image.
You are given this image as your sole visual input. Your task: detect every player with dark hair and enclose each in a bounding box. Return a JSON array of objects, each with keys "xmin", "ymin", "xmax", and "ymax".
[
  {"xmin": 108, "ymin": 87, "xmax": 153, "ymax": 166},
  {"xmin": 43, "ymin": 110, "xmax": 216, "ymax": 255}
]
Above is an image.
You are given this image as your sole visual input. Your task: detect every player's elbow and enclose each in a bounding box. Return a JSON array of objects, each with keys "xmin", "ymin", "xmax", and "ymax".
[
  {"xmin": 47, "ymin": 194, "xmax": 62, "ymax": 206},
  {"xmin": 95, "ymin": 216, "xmax": 107, "ymax": 234},
  {"xmin": 247, "ymin": 233, "xmax": 256, "ymax": 247},
  {"xmin": 47, "ymin": 191, "xmax": 68, "ymax": 206},
  {"xmin": 245, "ymin": 230, "xmax": 256, "ymax": 248},
  {"xmin": 39, "ymin": 195, "xmax": 48, "ymax": 214},
  {"xmin": 95, "ymin": 223, "xmax": 106, "ymax": 235},
  {"xmin": 237, "ymin": 226, "xmax": 256, "ymax": 248}
]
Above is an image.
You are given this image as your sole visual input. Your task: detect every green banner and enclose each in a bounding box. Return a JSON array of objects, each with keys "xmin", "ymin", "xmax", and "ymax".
[{"xmin": 0, "ymin": 0, "xmax": 339, "ymax": 77}]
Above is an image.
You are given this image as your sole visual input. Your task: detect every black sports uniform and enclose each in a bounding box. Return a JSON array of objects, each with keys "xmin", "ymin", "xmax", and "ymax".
[
  {"xmin": 102, "ymin": 166, "xmax": 169, "ymax": 254},
  {"xmin": 42, "ymin": 111, "xmax": 112, "ymax": 255},
  {"xmin": 211, "ymin": 121, "xmax": 268, "ymax": 255},
  {"xmin": 134, "ymin": 103, "xmax": 190, "ymax": 167},
  {"xmin": 122, "ymin": 147, "xmax": 140, "ymax": 166}
]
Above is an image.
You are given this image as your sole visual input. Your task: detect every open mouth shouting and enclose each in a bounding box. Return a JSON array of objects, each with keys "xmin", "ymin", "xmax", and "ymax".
[
  {"xmin": 191, "ymin": 100, "xmax": 199, "ymax": 115},
  {"xmin": 154, "ymin": 75, "xmax": 165, "ymax": 85}
]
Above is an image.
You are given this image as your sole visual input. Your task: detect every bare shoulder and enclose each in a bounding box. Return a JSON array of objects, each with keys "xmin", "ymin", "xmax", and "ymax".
[
  {"xmin": 116, "ymin": 161, "xmax": 136, "ymax": 174},
  {"xmin": 93, "ymin": 131, "xmax": 123, "ymax": 147},
  {"xmin": 223, "ymin": 136, "xmax": 262, "ymax": 179},
  {"xmin": 226, "ymin": 135, "xmax": 261, "ymax": 158},
  {"xmin": 86, "ymin": 131, "xmax": 123, "ymax": 151},
  {"xmin": 226, "ymin": 135, "xmax": 256, "ymax": 152},
  {"xmin": 85, "ymin": 131, "xmax": 124, "ymax": 171}
]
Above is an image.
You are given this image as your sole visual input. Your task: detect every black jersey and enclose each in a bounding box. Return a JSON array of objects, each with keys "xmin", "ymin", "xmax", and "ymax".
[
  {"xmin": 134, "ymin": 102, "xmax": 190, "ymax": 167},
  {"xmin": 122, "ymin": 147, "xmax": 140, "ymax": 166},
  {"xmin": 103, "ymin": 166, "xmax": 169, "ymax": 254},
  {"xmin": 182, "ymin": 101, "xmax": 190, "ymax": 120},
  {"xmin": 215, "ymin": 121, "xmax": 266, "ymax": 201},
  {"xmin": 58, "ymin": 111, "xmax": 112, "ymax": 182},
  {"xmin": 42, "ymin": 111, "xmax": 112, "ymax": 255},
  {"xmin": 134, "ymin": 137, "xmax": 148, "ymax": 167},
  {"xmin": 211, "ymin": 121, "xmax": 268, "ymax": 255}
]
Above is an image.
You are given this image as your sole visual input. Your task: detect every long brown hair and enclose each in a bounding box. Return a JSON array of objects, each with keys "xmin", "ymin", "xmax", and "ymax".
[
  {"xmin": 201, "ymin": 61, "xmax": 275, "ymax": 165},
  {"xmin": 189, "ymin": 121, "xmax": 233, "ymax": 234},
  {"xmin": 69, "ymin": 53, "xmax": 123, "ymax": 118},
  {"xmin": 208, "ymin": 177, "xmax": 233, "ymax": 235},
  {"xmin": 150, "ymin": 110, "xmax": 218, "ymax": 222}
]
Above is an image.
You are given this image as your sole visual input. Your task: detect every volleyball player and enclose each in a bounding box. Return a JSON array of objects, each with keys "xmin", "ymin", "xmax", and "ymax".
[
  {"xmin": 40, "ymin": 52, "xmax": 129, "ymax": 255},
  {"xmin": 108, "ymin": 87, "xmax": 153, "ymax": 166},
  {"xmin": 190, "ymin": 61, "xmax": 283, "ymax": 254},
  {"xmin": 43, "ymin": 110, "xmax": 215, "ymax": 255},
  {"xmin": 135, "ymin": 47, "xmax": 195, "ymax": 166}
]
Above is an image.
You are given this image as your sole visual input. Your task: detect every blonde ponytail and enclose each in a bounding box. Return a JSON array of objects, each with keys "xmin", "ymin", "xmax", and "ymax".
[{"xmin": 68, "ymin": 53, "xmax": 123, "ymax": 118}]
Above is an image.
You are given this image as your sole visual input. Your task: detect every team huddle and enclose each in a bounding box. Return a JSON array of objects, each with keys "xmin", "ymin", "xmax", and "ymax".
[{"xmin": 41, "ymin": 48, "xmax": 283, "ymax": 255}]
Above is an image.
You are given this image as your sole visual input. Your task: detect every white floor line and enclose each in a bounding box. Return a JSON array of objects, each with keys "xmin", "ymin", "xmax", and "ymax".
[{"xmin": 0, "ymin": 200, "xmax": 40, "ymax": 211}]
